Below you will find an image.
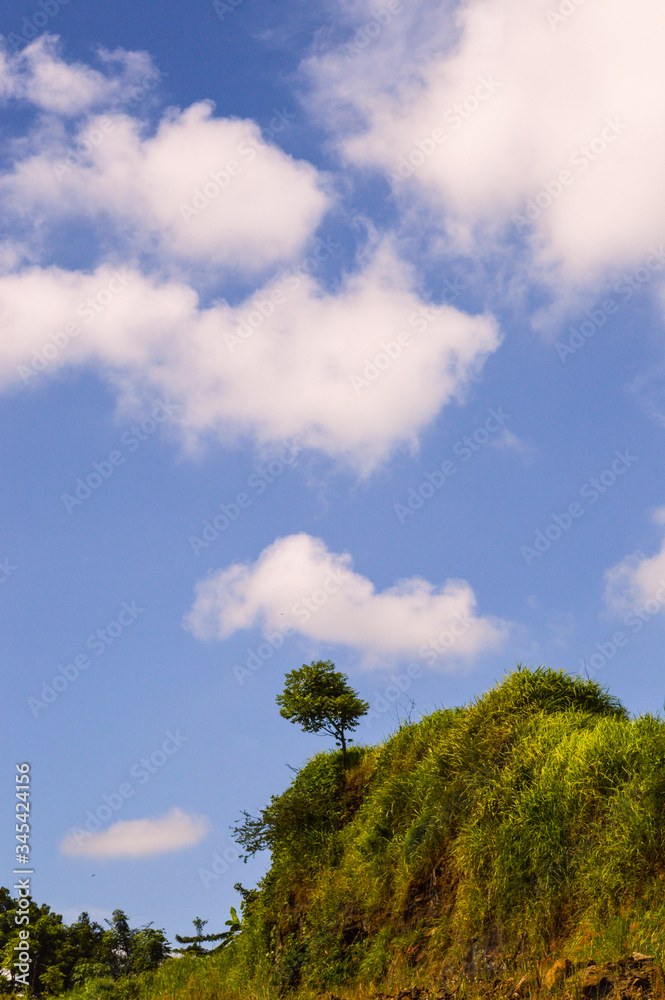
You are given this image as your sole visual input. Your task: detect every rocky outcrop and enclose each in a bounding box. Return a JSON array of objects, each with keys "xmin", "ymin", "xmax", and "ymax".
[{"xmin": 324, "ymin": 952, "xmax": 663, "ymax": 1000}]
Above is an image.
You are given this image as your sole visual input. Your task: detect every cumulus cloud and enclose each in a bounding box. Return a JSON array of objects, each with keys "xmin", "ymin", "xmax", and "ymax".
[
  {"xmin": 0, "ymin": 246, "xmax": 499, "ymax": 469},
  {"xmin": 4, "ymin": 100, "xmax": 329, "ymax": 269},
  {"xmin": 185, "ymin": 533, "xmax": 511, "ymax": 665},
  {"xmin": 0, "ymin": 36, "xmax": 158, "ymax": 114},
  {"xmin": 604, "ymin": 507, "xmax": 665, "ymax": 615},
  {"xmin": 0, "ymin": 38, "xmax": 501, "ymax": 470},
  {"xmin": 307, "ymin": 0, "xmax": 665, "ymax": 285},
  {"xmin": 61, "ymin": 808, "xmax": 210, "ymax": 859}
]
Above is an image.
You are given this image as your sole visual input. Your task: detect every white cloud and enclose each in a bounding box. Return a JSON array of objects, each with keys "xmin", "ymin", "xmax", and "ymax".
[
  {"xmin": 0, "ymin": 240, "xmax": 28, "ymax": 274},
  {"xmin": 604, "ymin": 507, "xmax": 665, "ymax": 615},
  {"xmin": 0, "ymin": 39, "xmax": 501, "ymax": 470},
  {"xmin": 0, "ymin": 48, "xmax": 14, "ymax": 101},
  {"xmin": 493, "ymin": 428, "xmax": 536, "ymax": 460},
  {"xmin": 185, "ymin": 532, "xmax": 511, "ymax": 665},
  {"xmin": 307, "ymin": 0, "xmax": 665, "ymax": 285},
  {"xmin": 0, "ymin": 264, "xmax": 187, "ymax": 388},
  {"xmin": 1, "ymin": 36, "xmax": 158, "ymax": 114},
  {"xmin": 0, "ymin": 246, "xmax": 499, "ymax": 470},
  {"xmin": 61, "ymin": 808, "xmax": 210, "ymax": 859},
  {"xmin": 4, "ymin": 100, "xmax": 329, "ymax": 270}
]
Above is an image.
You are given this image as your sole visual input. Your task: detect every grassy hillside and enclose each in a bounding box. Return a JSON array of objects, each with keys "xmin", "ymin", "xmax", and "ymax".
[{"xmin": 61, "ymin": 667, "xmax": 665, "ymax": 999}]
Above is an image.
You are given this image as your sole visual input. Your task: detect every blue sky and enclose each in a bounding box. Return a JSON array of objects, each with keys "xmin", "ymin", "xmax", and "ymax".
[{"xmin": 3, "ymin": 0, "xmax": 665, "ymax": 947}]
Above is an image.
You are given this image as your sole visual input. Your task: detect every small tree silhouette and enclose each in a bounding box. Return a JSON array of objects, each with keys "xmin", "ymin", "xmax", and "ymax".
[
  {"xmin": 276, "ymin": 660, "xmax": 369, "ymax": 768},
  {"xmin": 174, "ymin": 910, "xmax": 241, "ymax": 955},
  {"xmin": 174, "ymin": 917, "xmax": 209, "ymax": 955}
]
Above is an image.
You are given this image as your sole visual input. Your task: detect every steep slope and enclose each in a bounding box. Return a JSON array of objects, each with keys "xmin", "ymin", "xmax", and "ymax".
[
  {"xmin": 55, "ymin": 667, "xmax": 665, "ymax": 1000},
  {"xmin": 225, "ymin": 667, "xmax": 665, "ymax": 993}
]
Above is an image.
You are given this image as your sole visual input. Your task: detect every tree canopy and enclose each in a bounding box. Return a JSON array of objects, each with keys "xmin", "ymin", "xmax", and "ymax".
[
  {"xmin": 0, "ymin": 893, "xmax": 169, "ymax": 996},
  {"xmin": 276, "ymin": 660, "xmax": 369, "ymax": 767}
]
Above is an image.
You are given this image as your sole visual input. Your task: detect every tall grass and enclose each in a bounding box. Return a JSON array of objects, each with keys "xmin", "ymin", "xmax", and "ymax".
[{"xmin": 57, "ymin": 667, "xmax": 665, "ymax": 998}]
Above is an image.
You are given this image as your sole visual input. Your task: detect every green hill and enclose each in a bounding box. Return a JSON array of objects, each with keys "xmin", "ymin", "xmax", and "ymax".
[{"xmin": 53, "ymin": 668, "xmax": 665, "ymax": 999}]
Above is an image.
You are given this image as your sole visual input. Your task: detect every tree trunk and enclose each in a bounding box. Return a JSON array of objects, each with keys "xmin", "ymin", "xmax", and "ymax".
[{"xmin": 340, "ymin": 730, "xmax": 347, "ymax": 769}]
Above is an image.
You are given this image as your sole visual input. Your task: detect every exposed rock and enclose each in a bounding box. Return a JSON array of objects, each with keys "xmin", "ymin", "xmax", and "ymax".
[
  {"xmin": 578, "ymin": 956, "xmax": 661, "ymax": 1000},
  {"xmin": 359, "ymin": 953, "xmax": 660, "ymax": 1000},
  {"xmin": 544, "ymin": 958, "xmax": 573, "ymax": 988},
  {"xmin": 581, "ymin": 965, "xmax": 613, "ymax": 999}
]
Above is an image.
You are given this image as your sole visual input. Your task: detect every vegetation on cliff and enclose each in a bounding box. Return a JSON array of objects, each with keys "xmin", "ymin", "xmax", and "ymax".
[
  {"xmin": 6, "ymin": 666, "xmax": 665, "ymax": 999},
  {"xmin": 223, "ymin": 666, "xmax": 665, "ymax": 994}
]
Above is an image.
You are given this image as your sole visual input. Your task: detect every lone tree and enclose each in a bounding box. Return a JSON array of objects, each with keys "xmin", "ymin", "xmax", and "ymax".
[{"xmin": 276, "ymin": 660, "xmax": 369, "ymax": 768}]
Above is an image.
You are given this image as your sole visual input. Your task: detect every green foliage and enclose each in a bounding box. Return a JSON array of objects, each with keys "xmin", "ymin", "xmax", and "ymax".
[
  {"xmin": 17, "ymin": 666, "xmax": 665, "ymax": 1000},
  {"xmin": 466, "ymin": 663, "xmax": 627, "ymax": 728},
  {"xmin": 0, "ymin": 895, "xmax": 75, "ymax": 996},
  {"xmin": 174, "ymin": 917, "xmax": 209, "ymax": 955},
  {"xmin": 223, "ymin": 667, "xmax": 665, "ymax": 992},
  {"xmin": 174, "ymin": 909, "xmax": 241, "ymax": 955},
  {"xmin": 0, "ymin": 898, "xmax": 168, "ymax": 996},
  {"xmin": 100, "ymin": 911, "xmax": 169, "ymax": 979},
  {"xmin": 276, "ymin": 660, "xmax": 369, "ymax": 766},
  {"xmin": 233, "ymin": 746, "xmax": 367, "ymax": 862}
]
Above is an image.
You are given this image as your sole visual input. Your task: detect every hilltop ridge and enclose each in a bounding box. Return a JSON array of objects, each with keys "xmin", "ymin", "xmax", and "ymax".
[{"xmin": 51, "ymin": 668, "xmax": 665, "ymax": 999}]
